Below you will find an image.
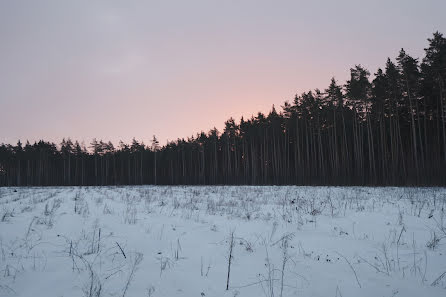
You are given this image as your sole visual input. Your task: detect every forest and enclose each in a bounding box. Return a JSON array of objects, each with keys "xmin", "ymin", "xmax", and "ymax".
[{"xmin": 1, "ymin": 32, "xmax": 445, "ymax": 186}]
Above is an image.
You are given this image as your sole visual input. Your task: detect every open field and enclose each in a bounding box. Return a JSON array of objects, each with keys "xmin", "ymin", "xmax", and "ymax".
[{"xmin": 0, "ymin": 186, "xmax": 445, "ymax": 297}]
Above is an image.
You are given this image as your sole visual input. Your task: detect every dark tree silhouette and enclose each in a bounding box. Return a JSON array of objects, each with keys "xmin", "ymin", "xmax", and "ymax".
[{"xmin": 1, "ymin": 32, "xmax": 445, "ymax": 186}]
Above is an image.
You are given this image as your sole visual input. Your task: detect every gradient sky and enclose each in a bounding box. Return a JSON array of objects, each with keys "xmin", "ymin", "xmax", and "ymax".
[{"xmin": 1, "ymin": 0, "xmax": 445, "ymax": 146}]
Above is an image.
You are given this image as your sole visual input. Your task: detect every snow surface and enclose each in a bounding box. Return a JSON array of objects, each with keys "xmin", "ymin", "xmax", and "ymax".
[{"xmin": 0, "ymin": 186, "xmax": 445, "ymax": 297}]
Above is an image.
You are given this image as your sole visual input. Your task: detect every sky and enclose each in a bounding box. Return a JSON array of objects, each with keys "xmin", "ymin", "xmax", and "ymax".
[{"xmin": 1, "ymin": 0, "xmax": 445, "ymax": 147}]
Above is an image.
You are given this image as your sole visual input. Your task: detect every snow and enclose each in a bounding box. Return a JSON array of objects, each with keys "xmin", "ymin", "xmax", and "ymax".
[{"xmin": 0, "ymin": 186, "xmax": 445, "ymax": 297}]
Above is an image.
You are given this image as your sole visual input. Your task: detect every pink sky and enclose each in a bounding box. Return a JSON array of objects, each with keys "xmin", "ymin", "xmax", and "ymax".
[{"xmin": 1, "ymin": 0, "xmax": 445, "ymax": 146}]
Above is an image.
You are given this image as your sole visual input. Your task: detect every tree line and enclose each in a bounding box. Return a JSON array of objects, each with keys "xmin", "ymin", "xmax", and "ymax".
[{"xmin": 1, "ymin": 32, "xmax": 446, "ymax": 186}]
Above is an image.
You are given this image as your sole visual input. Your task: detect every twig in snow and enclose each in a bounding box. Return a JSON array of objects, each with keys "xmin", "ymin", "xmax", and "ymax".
[
  {"xmin": 226, "ymin": 230, "xmax": 235, "ymax": 290},
  {"xmin": 336, "ymin": 252, "xmax": 361, "ymax": 288},
  {"xmin": 116, "ymin": 242, "xmax": 126, "ymax": 259},
  {"xmin": 431, "ymin": 271, "xmax": 446, "ymax": 287},
  {"xmin": 122, "ymin": 253, "xmax": 143, "ymax": 297}
]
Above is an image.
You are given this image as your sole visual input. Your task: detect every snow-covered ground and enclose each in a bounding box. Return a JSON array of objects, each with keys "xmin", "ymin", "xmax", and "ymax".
[{"xmin": 0, "ymin": 186, "xmax": 445, "ymax": 297}]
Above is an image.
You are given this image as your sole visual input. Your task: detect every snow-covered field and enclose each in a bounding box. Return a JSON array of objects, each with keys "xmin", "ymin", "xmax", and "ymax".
[{"xmin": 0, "ymin": 186, "xmax": 445, "ymax": 297}]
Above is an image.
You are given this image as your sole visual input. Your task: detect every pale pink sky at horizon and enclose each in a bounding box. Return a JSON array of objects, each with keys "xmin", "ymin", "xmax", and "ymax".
[{"xmin": 1, "ymin": 0, "xmax": 445, "ymax": 146}]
